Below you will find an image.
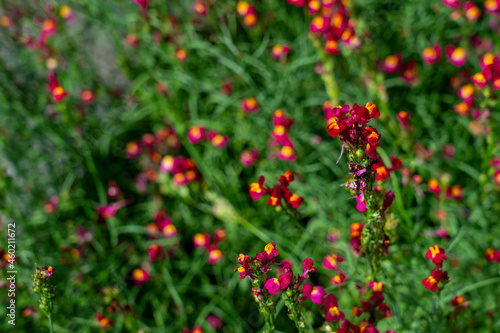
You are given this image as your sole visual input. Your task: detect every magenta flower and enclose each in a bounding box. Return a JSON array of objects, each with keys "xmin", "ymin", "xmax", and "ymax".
[
  {"xmin": 302, "ymin": 284, "xmax": 326, "ymax": 305},
  {"xmin": 324, "ymin": 294, "xmax": 345, "ymax": 322},
  {"xmin": 264, "ymin": 278, "xmax": 281, "ymax": 295},
  {"xmin": 355, "ymin": 194, "xmax": 367, "ymax": 212}
]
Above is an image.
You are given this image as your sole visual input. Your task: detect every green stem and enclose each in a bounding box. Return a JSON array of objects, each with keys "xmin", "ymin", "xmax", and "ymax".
[{"xmin": 48, "ymin": 312, "xmax": 54, "ymax": 333}]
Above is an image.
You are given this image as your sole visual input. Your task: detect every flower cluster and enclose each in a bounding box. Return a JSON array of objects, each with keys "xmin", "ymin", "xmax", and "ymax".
[
  {"xmin": 289, "ymin": 0, "xmax": 361, "ymax": 54},
  {"xmin": 236, "ymin": 1, "xmax": 258, "ymax": 28},
  {"xmin": 269, "ymin": 110, "xmax": 296, "ymax": 161},
  {"xmin": 350, "ymin": 281, "xmax": 393, "ymax": 329},
  {"xmin": 193, "ymin": 229, "xmax": 226, "ymax": 265},
  {"xmin": 187, "ymin": 126, "xmax": 229, "ymax": 149},
  {"xmin": 422, "ymin": 245, "xmax": 450, "ymax": 292},
  {"xmin": 249, "ymin": 171, "xmax": 304, "ymax": 210},
  {"xmin": 32, "ymin": 265, "xmax": 56, "ymax": 317},
  {"xmin": 236, "ymin": 243, "xmax": 316, "ymax": 330},
  {"xmin": 323, "ymin": 102, "xmax": 381, "ymax": 194}
]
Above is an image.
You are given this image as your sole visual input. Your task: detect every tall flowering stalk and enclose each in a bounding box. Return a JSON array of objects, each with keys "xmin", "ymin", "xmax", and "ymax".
[
  {"xmin": 235, "ymin": 243, "xmax": 316, "ymax": 332},
  {"xmin": 32, "ymin": 265, "xmax": 56, "ymax": 333},
  {"xmin": 324, "ymin": 102, "xmax": 395, "ymax": 275}
]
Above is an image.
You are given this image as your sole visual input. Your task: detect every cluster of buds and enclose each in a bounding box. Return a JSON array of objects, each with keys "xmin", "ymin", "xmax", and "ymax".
[
  {"xmin": 48, "ymin": 71, "xmax": 68, "ymax": 102},
  {"xmin": 249, "ymin": 171, "xmax": 304, "ymax": 211},
  {"xmin": 160, "ymin": 155, "xmax": 199, "ymax": 186},
  {"xmin": 236, "ymin": 2, "xmax": 258, "ymax": 28},
  {"xmin": 324, "ymin": 102, "xmax": 396, "ymax": 270},
  {"xmin": 236, "ymin": 243, "xmax": 316, "ymax": 331},
  {"xmin": 193, "ymin": 229, "xmax": 226, "ymax": 265},
  {"xmin": 32, "ymin": 265, "xmax": 56, "ymax": 317},
  {"xmin": 269, "ymin": 110, "xmax": 296, "ymax": 161},
  {"xmin": 427, "ymin": 178, "xmax": 463, "ymax": 201},
  {"xmin": 187, "ymin": 126, "xmax": 229, "ymax": 149},
  {"xmin": 351, "ymin": 282, "xmax": 392, "ymax": 326},
  {"xmin": 485, "ymin": 248, "xmax": 500, "ymax": 262},
  {"xmin": 422, "ymin": 245, "xmax": 450, "ymax": 292},
  {"xmin": 289, "ymin": 0, "xmax": 360, "ymax": 54},
  {"xmin": 382, "ymin": 54, "xmax": 418, "ymax": 85}
]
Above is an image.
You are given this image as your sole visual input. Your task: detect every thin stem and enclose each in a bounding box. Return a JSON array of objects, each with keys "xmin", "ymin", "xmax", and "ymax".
[{"xmin": 48, "ymin": 312, "xmax": 54, "ymax": 333}]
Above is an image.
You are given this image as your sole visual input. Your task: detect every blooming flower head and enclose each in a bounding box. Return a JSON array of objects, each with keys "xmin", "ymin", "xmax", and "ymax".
[
  {"xmin": 323, "ymin": 254, "xmax": 344, "ymax": 270},
  {"xmin": 425, "ymin": 244, "xmax": 448, "ymax": 267},
  {"xmin": 175, "ymin": 48, "xmax": 187, "ymax": 62},
  {"xmin": 264, "ymin": 278, "xmax": 281, "ymax": 295},
  {"xmin": 445, "ymin": 184, "xmax": 462, "ymax": 201},
  {"xmin": 428, "ymin": 178, "xmax": 441, "ymax": 197},
  {"xmin": 302, "ymin": 284, "xmax": 326, "ymax": 304},
  {"xmin": 331, "ymin": 272, "xmax": 347, "ymax": 285},
  {"xmin": 451, "ymin": 295, "xmax": 468, "ymax": 308},
  {"xmin": 384, "ymin": 54, "xmax": 401, "ymax": 73},
  {"xmin": 48, "ymin": 72, "xmax": 68, "ymax": 102},
  {"xmin": 324, "ymin": 294, "xmax": 345, "ymax": 322},
  {"xmin": 422, "ymin": 45, "xmax": 442, "ymax": 65},
  {"xmin": 194, "ymin": 1, "xmax": 207, "ymax": 15},
  {"xmin": 279, "ymin": 145, "xmax": 296, "ymax": 161},
  {"xmin": 471, "ymin": 72, "xmax": 488, "ymax": 89},
  {"xmin": 494, "ymin": 170, "xmax": 500, "ymax": 186},
  {"xmin": 81, "ymin": 90, "xmax": 94, "ymax": 104},
  {"xmin": 249, "ymin": 176, "xmax": 267, "ymax": 200},
  {"xmin": 237, "ymin": 1, "xmax": 253, "ymax": 16},
  {"xmin": 241, "ymin": 97, "xmax": 259, "ymax": 113},
  {"xmin": 208, "ymin": 247, "xmax": 224, "ymax": 265},
  {"xmin": 485, "ymin": 248, "xmax": 500, "ymax": 262},
  {"xmin": 132, "ymin": 268, "xmax": 150, "ymax": 285},
  {"xmin": 187, "ymin": 126, "xmax": 206, "ymax": 144},
  {"xmin": 442, "ymin": 0, "xmax": 460, "ymax": 8},
  {"xmin": 257, "ymin": 242, "xmax": 279, "ymax": 262},
  {"xmin": 271, "ymin": 44, "xmax": 290, "ymax": 59},
  {"xmin": 193, "ymin": 233, "xmax": 210, "ymax": 248},
  {"xmin": 446, "ymin": 46, "xmax": 467, "ymax": 67},
  {"xmin": 485, "ymin": 0, "xmax": 500, "ymax": 13},
  {"xmin": 356, "ymin": 194, "xmax": 367, "ymax": 212},
  {"xmin": 464, "ymin": 1, "xmax": 481, "ymax": 21},
  {"xmin": 125, "ymin": 141, "xmax": 141, "ymax": 159},
  {"xmin": 97, "ymin": 200, "xmax": 129, "ymax": 222},
  {"xmin": 96, "ymin": 313, "xmax": 114, "ymax": 329},
  {"xmin": 240, "ymin": 148, "xmax": 259, "ymax": 167},
  {"xmin": 422, "ymin": 268, "xmax": 448, "ymax": 292},
  {"xmin": 208, "ymin": 131, "xmax": 229, "ymax": 148}
]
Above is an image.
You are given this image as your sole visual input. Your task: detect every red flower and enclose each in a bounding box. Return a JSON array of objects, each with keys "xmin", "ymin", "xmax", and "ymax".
[
  {"xmin": 187, "ymin": 126, "xmax": 206, "ymax": 144},
  {"xmin": 249, "ymin": 176, "xmax": 267, "ymax": 200},
  {"xmin": 422, "ymin": 268, "xmax": 449, "ymax": 292},
  {"xmin": 485, "ymin": 248, "xmax": 500, "ymax": 262},
  {"xmin": 425, "ymin": 244, "xmax": 448, "ymax": 267},
  {"xmin": 323, "ymin": 254, "xmax": 344, "ymax": 271},
  {"xmin": 324, "ymin": 294, "xmax": 345, "ymax": 322}
]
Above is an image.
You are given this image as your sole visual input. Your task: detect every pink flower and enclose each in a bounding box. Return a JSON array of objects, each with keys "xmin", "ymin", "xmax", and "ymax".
[
  {"xmin": 187, "ymin": 126, "xmax": 206, "ymax": 144},
  {"xmin": 446, "ymin": 46, "xmax": 467, "ymax": 67},
  {"xmin": 208, "ymin": 247, "xmax": 224, "ymax": 265},
  {"xmin": 241, "ymin": 97, "xmax": 259, "ymax": 113},
  {"xmin": 240, "ymin": 148, "xmax": 259, "ymax": 167},
  {"xmin": 132, "ymin": 268, "xmax": 150, "ymax": 285},
  {"xmin": 264, "ymin": 278, "xmax": 281, "ymax": 295},
  {"xmin": 302, "ymin": 284, "xmax": 326, "ymax": 305},
  {"xmin": 322, "ymin": 254, "xmax": 344, "ymax": 270},
  {"xmin": 208, "ymin": 131, "xmax": 229, "ymax": 148},
  {"xmin": 355, "ymin": 194, "xmax": 367, "ymax": 212},
  {"xmin": 422, "ymin": 45, "xmax": 442, "ymax": 65}
]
